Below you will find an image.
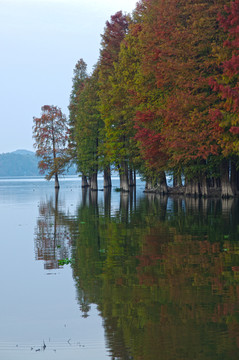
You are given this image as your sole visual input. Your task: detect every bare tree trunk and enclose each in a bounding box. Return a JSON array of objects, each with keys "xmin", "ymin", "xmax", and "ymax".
[
  {"xmin": 90, "ymin": 172, "xmax": 98, "ymax": 191},
  {"xmin": 129, "ymin": 168, "xmax": 134, "ymax": 187},
  {"xmin": 185, "ymin": 178, "xmax": 201, "ymax": 197},
  {"xmin": 230, "ymin": 160, "xmax": 238, "ymax": 195},
  {"xmin": 173, "ymin": 171, "xmax": 182, "ymax": 187},
  {"xmin": 129, "ymin": 168, "xmax": 136, "ymax": 187},
  {"xmin": 119, "ymin": 161, "xmax": 129, "ymax": 192},
  {"xmin": 145, "ymin": 173, "xmax": 168, "ymax": 194},
  {"xmin": 200, "ymin": 176, "xmax": 209, "ymax": 197},
  {"xmin": 221, "ymin": 159, "xmax": 234, "ymax": 197},
  {"xmin": 81, "ymin": 174, "xmax": 88, "ymax": 188},
  {"xmin": 145, "ymin": 178, "xmax": 153, "ymax": 191},
  {"xmin": 55, "ymin": 173, "xmax": 60, "ymax": 189},
  {"xmin": 156, "ymin": 171, "xmax": 168, "ymax": 194},
  {"xmin": 104, "ymin": 166, "xmax": 112, "ymax": 188},
  {"xmin": 209, "ymin": 177, "xmax": 215, "ymax": 189}
]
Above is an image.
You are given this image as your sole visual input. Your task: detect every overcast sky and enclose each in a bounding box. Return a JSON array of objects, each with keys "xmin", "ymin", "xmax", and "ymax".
[{"xmin": 0, "ymin": 0, "xmax": 137, "ymax": 153}]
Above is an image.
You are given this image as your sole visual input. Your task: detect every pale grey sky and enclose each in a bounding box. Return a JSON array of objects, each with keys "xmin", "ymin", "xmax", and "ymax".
[{"xmin": 0, "ymin": 0, "xmax": 137, "ymax": 153}]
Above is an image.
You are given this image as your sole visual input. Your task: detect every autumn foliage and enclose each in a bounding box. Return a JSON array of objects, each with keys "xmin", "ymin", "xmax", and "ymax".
[
  {"xmin": 209, "ymin": 0, "xmax": 239, "ymax": 157},
  {"xmin": 33, "ymin": 105, "xmax": 69, "ymax": 188},
  {"xmin": 65, "ymin": 0, "xmax": 239, "ymax": 195}
]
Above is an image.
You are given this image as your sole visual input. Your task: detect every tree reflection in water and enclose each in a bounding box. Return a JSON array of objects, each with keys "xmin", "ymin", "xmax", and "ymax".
[
  {"xmin": 34, "ymin": 190, "xmax": 73, "ymax": 270},
  {"xmin": 35, "ymin": 188, "xmax": 239, "ymax": 360}
]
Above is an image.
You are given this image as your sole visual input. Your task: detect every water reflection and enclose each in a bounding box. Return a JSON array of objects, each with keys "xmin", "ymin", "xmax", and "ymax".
[
  {"xmin": 35, "ymin": 190, "xmax": 239, "ymax": 359},
  {"xmin": 34, "ymin": 190, "xmax": 72, "ymax": 270}
]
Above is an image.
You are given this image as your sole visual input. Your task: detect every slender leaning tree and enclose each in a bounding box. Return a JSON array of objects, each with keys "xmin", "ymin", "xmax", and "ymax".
[{"xmin": 33, "ymin": 105, "xmax": 69, "ymax": 189}]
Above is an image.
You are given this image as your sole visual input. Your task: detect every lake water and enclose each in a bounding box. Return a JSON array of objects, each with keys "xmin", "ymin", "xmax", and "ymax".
[{"xmin": 0, "ymin": 176, "xmax": 239, "ymax": 359}]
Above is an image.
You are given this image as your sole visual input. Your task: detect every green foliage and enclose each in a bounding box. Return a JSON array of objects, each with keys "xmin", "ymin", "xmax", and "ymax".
[
  {"xmin": 98, "ymin": 11, "xmax": 130, "ymax": 171},
  {"xmin": 68, "ymin": 59, "xmax": 88, "ymax": 160},
  {"xmin": 74, "ymin": 65, "xmax": 103, "ymax": 176},
  {"xmin": 58, "ymin": 258, "xmax": 73, "ymax": 266}
]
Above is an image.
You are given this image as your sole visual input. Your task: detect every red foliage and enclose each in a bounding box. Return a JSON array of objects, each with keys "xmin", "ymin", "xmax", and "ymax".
[
  {"xmin": 214, "ymin": 0, "xmax": 239, "ymax": 104},
  {"xmin": 132, "ymin": 0, "xmax": 225, "ymax": 168},
  {"xmin": 100, "ymin": 11, "xmax": 128, "ymax": 72},
  {"xmin": 32, "ymin": 105, "xmax": 69, "ymax": 178},
  {"xmin": 134, "ymin": 111, "xmax": 167, "ymax": 169},
  {"xmin": 229, "ymin": 126, "xmax": 239, "ymax": 134},
  {"xmin": 209, "ymin": 0, "xmax": 239, "ymax": 155},
  {"xmin": 135, "ymin": 109, "xmax": 155, "ymax": 123}
]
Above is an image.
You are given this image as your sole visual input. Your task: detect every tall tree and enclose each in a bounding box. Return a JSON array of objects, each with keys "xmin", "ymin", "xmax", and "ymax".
[
  {"xmin": 68, "ymin": 60, "xmax": 88, "ymax": 153},
  {"xmin": 68, "ymin": 59, "xmax": 88, "ymax": 186},
  {"xmin": 103, "ymin": 24, "xmax": 143, "ymax": 190},
  {"xmin": 209, "ymin": 0, "xmax": 239, "ymax": 196},
  {"xmin": 75, "ymin": 65, "xmax": 103, "ymax": 190},
  {"xmin": 98, "ymin": 11, "xmax": 129, "ymax": 191},
  {"xmin": 210, "ymin": 0, "xmax": 239, "ymax": 155},
  {"xmin": 33, "ymin": 105, "xmax": 69, "ymax": 189}
]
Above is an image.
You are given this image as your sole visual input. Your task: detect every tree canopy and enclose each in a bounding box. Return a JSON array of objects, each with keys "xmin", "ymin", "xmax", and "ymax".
[
  {"xmin": 33, "ymin": 105, "xmax": 69, "ymax": 188},
  {"xmin": 41, "ymin": 0, "xmax": 239, "ymax": 197}
]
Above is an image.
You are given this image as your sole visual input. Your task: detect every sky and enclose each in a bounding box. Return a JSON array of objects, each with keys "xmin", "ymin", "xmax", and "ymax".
[{"xmin": 0, "ymin": 0, "xmax": 137, "ymax": 154}]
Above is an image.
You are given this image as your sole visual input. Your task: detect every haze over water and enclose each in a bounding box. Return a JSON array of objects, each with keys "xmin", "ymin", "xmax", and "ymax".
[{"xmin": 0, "ymin": 176, "xmax": 239, "ymax": 359}]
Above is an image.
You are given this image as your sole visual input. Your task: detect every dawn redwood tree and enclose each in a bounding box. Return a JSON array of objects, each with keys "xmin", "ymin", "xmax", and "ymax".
[
  {"xmin": 99, "ymin": 11, "xmax": 129, "ymax": 191},
  {"xmin": 68, "ymin": 59, "xmax": 88, "ymax": 187},
  {"xmin": 210, "ymin": 0, "xmax": 239, "ymax": 196},
  {"xmin": 104, "ymin": 23, "xmax": 143, "ymax": 190},
  {"xmin": 69, "ymin": 58, "xmax": 88, "ymax": 147},
  {"xmin": 75, "ymin": 65, "xmax": 103, "ymax": 191},
  {"xmin": 33, "ymin": 105, "xmax": 69, "ymax": 189}
]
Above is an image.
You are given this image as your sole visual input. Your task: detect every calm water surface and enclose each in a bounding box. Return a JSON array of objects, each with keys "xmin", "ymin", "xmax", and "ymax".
[{"xmin": 0, "ymin": 176, "xmax": 239, "ymax": 359}]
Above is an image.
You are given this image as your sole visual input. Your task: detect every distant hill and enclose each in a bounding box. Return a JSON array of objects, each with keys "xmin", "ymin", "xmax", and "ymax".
[{"xmin": 0, "ymin": 150, "xmax": 77, "ymax": 177}]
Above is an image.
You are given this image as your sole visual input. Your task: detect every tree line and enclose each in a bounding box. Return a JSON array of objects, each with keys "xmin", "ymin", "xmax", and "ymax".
[{"xmin": 33, "ymin": 0, "xmax": 239, "ymax": 197}]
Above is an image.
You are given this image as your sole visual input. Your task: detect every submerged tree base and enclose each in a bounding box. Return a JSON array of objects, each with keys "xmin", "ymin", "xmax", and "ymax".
[{"xmin": 144, "ymin": 185, "xmax": 239, "ymax": 198}]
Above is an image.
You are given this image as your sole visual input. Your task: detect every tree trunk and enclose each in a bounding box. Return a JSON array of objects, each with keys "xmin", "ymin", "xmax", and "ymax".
[
  {"xmin": 156, "ymin": 171, "xmax": 168, "ymax": 194},
  {"xmin": 81, "ymin": 174, "xmax": 88, "ymax": 188},
  {"xmin": 145, "ymin": 179, "xmax": 153, "ymax": 192},
  {"xmin": 200, "ymin": 176, "xmax": 209, "ymax": 197},
  {"xmin": 185, "ymin": 178, "xmax": 201, "ymax": 197},
  {"xmin": 55, "ymin": 173, "xmax": 60, "ymax": 189},
  {"xmin": 173, "ymin": 171, "xmax": 182, "ymax": 187},
  {"xmin": 230, "ymin": 160, "xmax": 238, "ymax": 195},
  {"xmin": 145, "ymin": 174, "xmax": 168, "ymax": 194},
  {"xmin": 221, "ymin": 159, "xmax": 234, "ymax": 197},
  {"xmin": 90, "ymin": 172, "xmax": 98, "ymax": 191},
  {"xmin": 134, "ymin": 170, "xmax": 136, "ymax": 187},
  {"xmin": 129, "ymin": 168, "xmax": 136, "ymax": 187},
  {"xmin": 119, "ymin": 161, "xmax": 129, "ymax": 192},
  {"xmin": 104, "ymin": 166, "xmax": 112, "ymax": 188},
  {"xmin": 208, "ymin": 177, "xmax": 215, "ymax": 188}
]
